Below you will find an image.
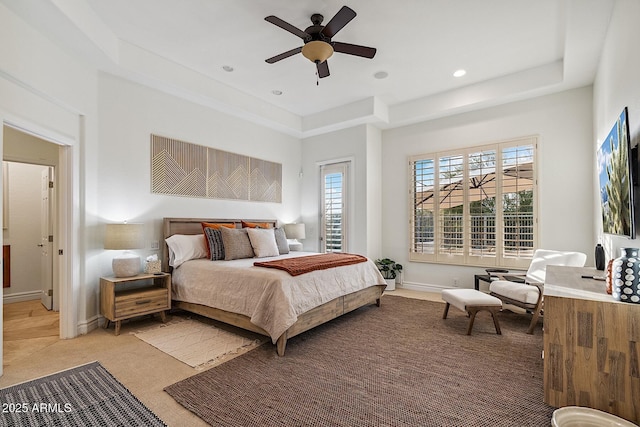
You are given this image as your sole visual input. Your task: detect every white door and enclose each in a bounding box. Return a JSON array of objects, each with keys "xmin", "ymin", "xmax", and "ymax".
[
  {"xmin": 40, "ymin": 167, "xmax": 53, "ymax": 310},
  {"xmin": 320, "ymin": 162, "xmax": 349, "ymax": 253}
]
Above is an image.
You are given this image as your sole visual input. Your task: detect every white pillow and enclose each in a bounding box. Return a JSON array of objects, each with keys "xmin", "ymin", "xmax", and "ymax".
[
  {"xmin": 246, "ymin": 228, "xmax": 280, "ymax": 258},
  {"xmin": 165, "ymin": 234, "xmax": 208, "ymax": 268}
]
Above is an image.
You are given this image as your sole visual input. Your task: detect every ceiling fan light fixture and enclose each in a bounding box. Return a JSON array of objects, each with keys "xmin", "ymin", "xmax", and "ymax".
[{"xmin": 301, "ymin": 41, "xmax": 334, "ymax": 63}]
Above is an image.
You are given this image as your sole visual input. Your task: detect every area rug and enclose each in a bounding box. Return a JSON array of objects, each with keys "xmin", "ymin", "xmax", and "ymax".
[
  {"xmin": 134, "ymin": 316, "xmax": 265, "ymax": 369},
  {"xmin": 165, "ymin": 295, "xmax": 555, "ymax": 426},
  {"xmin": 0, "ymin": 361, "xmax": 165, "ymax": 426}
]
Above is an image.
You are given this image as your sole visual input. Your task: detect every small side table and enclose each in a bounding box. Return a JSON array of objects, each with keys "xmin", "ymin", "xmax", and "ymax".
[{"xmin": 100, "ymin": 273, "xmax": 171, "ymax": 335}]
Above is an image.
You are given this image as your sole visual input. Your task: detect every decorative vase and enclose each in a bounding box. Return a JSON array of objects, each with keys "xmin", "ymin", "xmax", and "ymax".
[
  {"xmin": 612, "ymin": 248, "xmax": 640, "ymax": 303},
  {"xmin": 384, "ymin": 278, "xmax": 396, "ymax": 291},
  {"xmin": 395, "ymin": 271, "xmax": 403, "ymax": 287},
  {"xmin": 595, "ymin": 244, "xmax": 605, "ymax": 271},
  {"xmin": 605, "ymin": 259, "xmax": 614, "ymax": 295}
]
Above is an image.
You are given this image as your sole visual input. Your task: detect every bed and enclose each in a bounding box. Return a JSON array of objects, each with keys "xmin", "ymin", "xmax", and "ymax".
[{"xmin": 162, "ymin": 217, "xmax": 386, "ymax": 356}]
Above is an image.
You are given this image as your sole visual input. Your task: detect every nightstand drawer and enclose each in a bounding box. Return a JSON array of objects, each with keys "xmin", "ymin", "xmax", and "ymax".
[{"xmin": 115, "ymin": 288, "xmax": 168, "ymax": 318}]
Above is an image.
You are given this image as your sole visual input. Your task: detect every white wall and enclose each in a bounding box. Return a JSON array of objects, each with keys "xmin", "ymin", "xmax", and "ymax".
[
  {"xmin": 0, "ymin": 3, "xmax": 99, "ymax": 339},
  {"xmin": 1, "ymin": 2, "xmax": 305, "ymax": 333},
  {"xmin": 2, "ymin": 162, "xmax": 48, "ymax": 302},
  {"xmin": 95, "ymin": 73, "xmax": 302, "ymax": 299},
  {"xmin": 593, "ymin": 0, "xmax": 640, "ymax": 262},
  {"xmin": 301, "ymin": 125, "xmax": 382, "ymax": 257},
  {"xmin": 366, "ymin": 125, "xmax": 383, "ymax": 260},
  {"xmin": 382, "ymin": 87, "xmax": 595, "ymax": 290}
]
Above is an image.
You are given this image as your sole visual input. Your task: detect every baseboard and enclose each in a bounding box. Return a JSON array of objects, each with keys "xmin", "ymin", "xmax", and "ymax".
[
  {"xmin": 398, "ymin": 281, "xmax": 450, "ymax": 293},
  {"xmin": 3, "ymin": 290, "xmax": 41, "ymax": 304},
  {"xmin": 77, "ymin": 315, "xmax": 100, "ymax": 335}
]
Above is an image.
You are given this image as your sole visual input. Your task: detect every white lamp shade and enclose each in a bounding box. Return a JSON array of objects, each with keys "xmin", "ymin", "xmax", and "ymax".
[
  {"xmin": 284, "ymin": 223, "xmax": 306, "ymax": 240},
  {"xmin": 104, "ymin": 223, "xmax": 144, "ymax": 250}
]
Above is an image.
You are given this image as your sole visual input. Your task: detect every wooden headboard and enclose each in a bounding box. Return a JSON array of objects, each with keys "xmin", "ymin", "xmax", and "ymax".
[{"xmin": 162, "ymin": 217, "xmax": 278, "ymax": 272}]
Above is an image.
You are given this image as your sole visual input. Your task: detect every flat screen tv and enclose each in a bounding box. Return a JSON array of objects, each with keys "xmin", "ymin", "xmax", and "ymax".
[{"xmin": 597, "ymin": 107, "xmax": 635, "ymax": 238}]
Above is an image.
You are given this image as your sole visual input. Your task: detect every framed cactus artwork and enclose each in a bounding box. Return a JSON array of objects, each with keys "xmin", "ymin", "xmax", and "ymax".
[{"xmin": 597, "ymin": 107, "xmax": 636, "ymax": 238}]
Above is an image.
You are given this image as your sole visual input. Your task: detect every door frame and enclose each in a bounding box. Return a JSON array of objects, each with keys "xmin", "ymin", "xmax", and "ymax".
[
  {"xmin": 0, "ymin": 119, "xmax": 77, "ymax": 361},
  {"xmin": 317, "ymin": 157, "xmax": 355, "ymax": 253}
]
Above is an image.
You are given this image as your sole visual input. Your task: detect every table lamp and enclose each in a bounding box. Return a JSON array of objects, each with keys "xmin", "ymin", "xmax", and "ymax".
[
  {"xmin": 284, "ymin": 223, "xmax": 305, "ymax": 251},
  {"xmin": 104, "ymin": 223, "xmax": 144, "ymax": 277}
]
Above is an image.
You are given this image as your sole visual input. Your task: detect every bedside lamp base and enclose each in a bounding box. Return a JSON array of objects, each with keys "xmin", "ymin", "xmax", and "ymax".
[{"xmin": 112, "ymin": 253, "xmax": 141, "ymax": 277}]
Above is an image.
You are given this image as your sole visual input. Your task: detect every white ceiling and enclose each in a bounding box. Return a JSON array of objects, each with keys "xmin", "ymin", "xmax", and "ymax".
[{"xmin": 2, "ymin": 0, "xmax": 615, "ymax": 137}]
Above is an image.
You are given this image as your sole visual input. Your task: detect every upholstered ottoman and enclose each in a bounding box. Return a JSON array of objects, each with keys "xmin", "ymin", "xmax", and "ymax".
[{"xmin": 441, "ymin": 289, "xmax": 503, "ymax": 335}]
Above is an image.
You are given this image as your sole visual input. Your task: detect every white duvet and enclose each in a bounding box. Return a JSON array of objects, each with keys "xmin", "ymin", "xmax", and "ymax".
[{"xmin": 171, "ymin": 251, "xmax": 386, "ymax": 343}]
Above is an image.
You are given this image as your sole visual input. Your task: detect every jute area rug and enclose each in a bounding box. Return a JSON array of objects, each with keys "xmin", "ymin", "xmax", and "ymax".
[
  {"xmin": 133, "ymin": 314, "xmax": 266, "ymax": 369},
  {"xmin": 0, "ymin": 361, "xmax": 165, "ymax": 426},
  {"xmin": 165, "ymin": 295, "xmax": 555, "ymax": 426}
]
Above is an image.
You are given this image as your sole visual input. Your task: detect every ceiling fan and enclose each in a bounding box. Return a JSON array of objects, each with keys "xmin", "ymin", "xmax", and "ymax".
[{"xmin": 264, "ymin": 5, "xmax": 377, "ymax": 79}]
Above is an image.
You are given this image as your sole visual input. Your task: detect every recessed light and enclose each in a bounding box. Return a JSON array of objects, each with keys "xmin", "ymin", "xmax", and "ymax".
[
  {"xmin": 453, "ymin": 69, "xmax": 466, "ymax": 77},
  {"xmin": 222, "ymin": 65, "xmax": 234, "ymax": 72},
  {"xmin": 373, "ymin": 71, "xmax": 388, "ymax": 79},
  {"xmin": 272, "ymin": 90, "xmax": 283, "ymax": 96}
]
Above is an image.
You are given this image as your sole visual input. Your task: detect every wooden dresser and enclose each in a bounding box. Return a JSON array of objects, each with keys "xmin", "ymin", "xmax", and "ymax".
[{"xmin": 544, "ymin": 265, "xmax": 640, "ymax": 423}]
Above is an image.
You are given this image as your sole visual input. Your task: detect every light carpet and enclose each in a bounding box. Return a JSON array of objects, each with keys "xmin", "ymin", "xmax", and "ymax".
[
  {"xmin": 166, "ymin": 295, "xmax": 555, "ymax": 426},
  {"xmin": 134, "ymin": 316, "xmax": 266, "ymax": 369}
]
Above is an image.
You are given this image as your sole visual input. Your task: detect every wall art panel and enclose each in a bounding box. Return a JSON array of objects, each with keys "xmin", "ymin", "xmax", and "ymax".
[
  {"xmin": 250, "ymin": 157, "xmax": 282, "ymax": 203},
  {"xmin": 207, "ymin": 148, "xmax": 249, "ymax": 200},
  {"xmin": 151, "ymin": 135, "xmax": 207, "ymax": 197},
  {"xmin": 150, "ymin": 134, "xmax": 281, "ymax": 203}
]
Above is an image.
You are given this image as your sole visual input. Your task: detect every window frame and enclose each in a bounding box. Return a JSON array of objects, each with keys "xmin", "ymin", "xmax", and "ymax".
[{"xmin": 408, "ymin": 136, "xmax": 538, "ymax": 269}]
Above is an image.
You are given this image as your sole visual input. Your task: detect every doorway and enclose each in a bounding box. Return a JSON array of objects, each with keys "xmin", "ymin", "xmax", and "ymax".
[
  {"xmin": 2, "ymin": 126, "xmax": 63, "ymax": 365},
  {"xmin": 3, "ymin": 164, "xmax": 58, "ymax": 368},
  {"xmin": 0, "ymin": 84, "xmax": 79, "ymax": 376},
  {"xmin": 2, "ymin": 162, "xmax": 55, "ymax": 309}
]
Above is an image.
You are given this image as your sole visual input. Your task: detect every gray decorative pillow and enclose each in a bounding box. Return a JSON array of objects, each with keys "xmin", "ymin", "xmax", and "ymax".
[
  {"xmin": 220, "ymin": 227, "xmax": 255, "ymax": 260},
  {"xmin": 203, "ymin": 228, "xmax": 225, "ymax": 260},
  {"xmin": 274, "ymin": 227, "xmax": 289, "ymax": 254}
]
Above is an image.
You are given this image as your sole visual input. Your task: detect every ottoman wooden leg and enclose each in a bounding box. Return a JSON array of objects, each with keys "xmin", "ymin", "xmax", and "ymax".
[
  {"xmin": 490, "ymin": 308, "xmax": 502, "ymax": 335},
  {"xmin": 442, "ymin": 302, "xmax": 451, "ymax": 319},
  {"xmin": 466, "ymin": 306, "xmax": 502, "ymax": 335},
  {"xmin": 466, "ymin": 308, "xmax": 478, "ymax": 335}
]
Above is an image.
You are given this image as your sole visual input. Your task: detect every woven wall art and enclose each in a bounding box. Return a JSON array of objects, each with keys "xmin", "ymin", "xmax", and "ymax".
[{"xmin": 151, "ymin": 134, "xmax": 282, "ymax": 203}]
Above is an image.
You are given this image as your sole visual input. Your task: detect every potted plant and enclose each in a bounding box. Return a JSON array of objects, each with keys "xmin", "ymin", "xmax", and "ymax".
[{"xmin": 375, "ymin": 258, "xmax": 403, "ymax": 291}]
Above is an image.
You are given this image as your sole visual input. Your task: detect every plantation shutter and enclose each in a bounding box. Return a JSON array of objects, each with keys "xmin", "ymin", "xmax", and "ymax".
[
  {"xmin": 409, "ymin": 136, "xmax": 537, "ymax": 268},
  {"xmin": 320, "ymin": 162, "xmax": 349, "ymax": 253}
]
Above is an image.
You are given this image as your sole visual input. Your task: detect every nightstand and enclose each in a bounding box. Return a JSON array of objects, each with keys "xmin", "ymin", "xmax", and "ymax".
[{"xmin": 100, "ymin": 273, "xmax": 171, "ymax": 335}]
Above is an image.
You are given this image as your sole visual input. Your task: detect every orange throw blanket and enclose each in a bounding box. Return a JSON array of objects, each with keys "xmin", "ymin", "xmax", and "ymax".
[{"xmin": 254, "ymin": 253, "xmax": 368, "ymax": 276}]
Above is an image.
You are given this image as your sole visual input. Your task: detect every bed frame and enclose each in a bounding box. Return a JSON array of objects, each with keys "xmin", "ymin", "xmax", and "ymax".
[{"xmin": 162, "ymin": 217, "xmax": 384, "ymax": 356}]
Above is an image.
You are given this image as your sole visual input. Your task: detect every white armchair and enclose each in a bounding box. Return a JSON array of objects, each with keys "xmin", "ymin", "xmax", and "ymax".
[{"xmin": 489, "ymin": 249, "xmax": 587, "ymax": 334}]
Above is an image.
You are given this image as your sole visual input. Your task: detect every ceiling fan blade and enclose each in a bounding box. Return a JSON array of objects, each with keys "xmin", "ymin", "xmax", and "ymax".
[
  {"xmin": 265, "ymin": 47, "xmax": 302, "ymax": 64},
  {"xmin": 265, "ymin": 16, "xmax": 311, "ymax": 41},
  {"xmin": 321, "ymin": 6, "xmax": 356, "ymax": 38},
  {"xmin": 332, "ymin": 42, "xmax": 377, "ymax": 59},
  {"xmin": 317, "ymin": 60, "xmax": 330, "ymax": 78}
]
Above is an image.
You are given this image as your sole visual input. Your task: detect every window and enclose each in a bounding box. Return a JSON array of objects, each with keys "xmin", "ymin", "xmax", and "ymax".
[
  {"xmin": 320, "ymin": 162, "xmax": 349, "ymax": 252},
  {"xmin": 409, "ymin": 136, "xmax": 537, "ymax": 268}
]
